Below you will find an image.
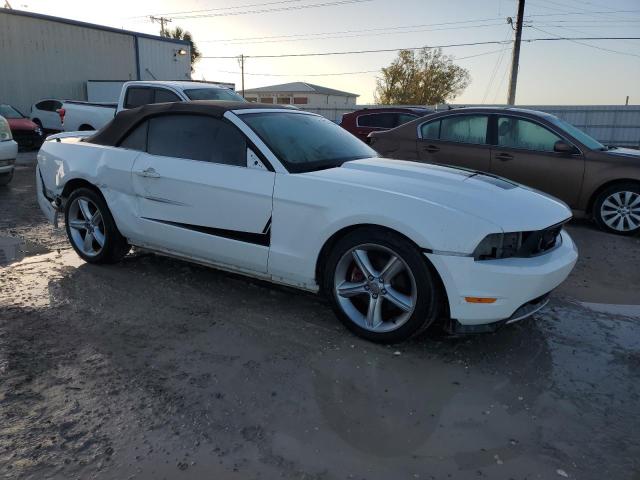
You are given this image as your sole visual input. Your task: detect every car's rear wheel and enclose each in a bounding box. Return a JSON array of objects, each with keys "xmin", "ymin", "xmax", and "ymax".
[
  {"xmin": 324, "ymin": 228, "xmax": 443, "ymax": 343},
  {"xmin": 593, "ymin": 183, "xmax": 640, "ymax": 236},
  {"xmin": 64, "ymin": 187, "xmax": 130, "ymax": 263},
  {"xmin": 0, "ymin": 171, "xmax": 13, "ymax": 186}
]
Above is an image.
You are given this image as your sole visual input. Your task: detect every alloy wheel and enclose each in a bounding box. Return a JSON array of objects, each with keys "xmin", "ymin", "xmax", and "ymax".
[
  {"xmin": 333, "ymin": 244, "xmax": 417, "ymax": 333},
  {"xmin": 67, "ymin": 196, "xmax": 106, "ymax": 257},
  {"xmin": 600, "ymin": 191, "xmax": 640, "ymax": 232}
]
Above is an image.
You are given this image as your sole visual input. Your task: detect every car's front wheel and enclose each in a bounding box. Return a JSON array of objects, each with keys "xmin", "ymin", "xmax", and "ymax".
[
  {"xmin": 593, "ymin": 183, "xmax": 640, "ymax": 236},
  {"xmin": 324, "ymin": 228, "xmax": 444, "ymax": 343},
  {"xmin": 64, "ymin": 187, "xmax": 130, "ymax": 263}
]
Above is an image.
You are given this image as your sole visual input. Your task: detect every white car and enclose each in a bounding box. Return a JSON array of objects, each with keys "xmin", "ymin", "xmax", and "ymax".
[
  {"xmin": 58, "ymin": 80, "xmax": 246, "ymax": 132},
  {"xmin": 0, "ymin": 115, "xmax": 18, "ymax": 185},
  {"xmin": 36, "ymin": 102, "xmax": 578, "ymax": 343}
]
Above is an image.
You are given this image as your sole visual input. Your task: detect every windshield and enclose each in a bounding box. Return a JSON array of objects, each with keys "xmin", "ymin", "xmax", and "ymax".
[
  {"xmin": 184, "ymin": 88, "xmax": 245, "ymax": 102},
  {"xmin": 0, "ymin": 104, "xmax": 24, "ymax": 119},
  {"xmin": 548, "ymin": 116, "xmax": 605, "ymax": 151},
  {"xmin": 241, "ymin": 112, "xmax": 377, "ymax": 173}
]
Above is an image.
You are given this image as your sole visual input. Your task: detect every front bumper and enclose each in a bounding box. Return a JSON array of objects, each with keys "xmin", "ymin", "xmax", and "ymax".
[
  {"xmin": 427, "ymin": 230, "xmax": 578, "ymax": 326},
  {"xmin": 12, "ymin": 130, "xmax": 44, "ymax": 150},
  {"xmin": 36, "ymin": 165, "xmax": 58, "ymax": 224},
  {"xmin": 0, "ymin": 140, "xmax": 18, "ymax": 174}
]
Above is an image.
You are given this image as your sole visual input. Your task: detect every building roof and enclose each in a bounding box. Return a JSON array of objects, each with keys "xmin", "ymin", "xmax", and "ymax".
[
  {"xmin": 244, "ymin": 82, "xmax": 359, "ymax": 97},
  {"xmin": 86, "ymin": 101, "xmax": 298, "ymax": 146},
  {"xmin": 0, "ymin": 7, "xmax": 189, "ymax": 45}
]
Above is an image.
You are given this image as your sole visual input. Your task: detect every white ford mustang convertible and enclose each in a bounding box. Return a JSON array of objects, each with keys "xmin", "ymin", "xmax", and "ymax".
[{"xmin": 37, "ymin": 101, "xmax": 578, "ymax": 342}]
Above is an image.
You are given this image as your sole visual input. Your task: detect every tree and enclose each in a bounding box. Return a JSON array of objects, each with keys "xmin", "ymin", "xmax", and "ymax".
[
  {"xmin": 374, "ymin": 48, "xmax": 470, "ymax": 105},
  {"xmin": 161, "ymin": 26, "xmax": 202, "ymax": 73}
]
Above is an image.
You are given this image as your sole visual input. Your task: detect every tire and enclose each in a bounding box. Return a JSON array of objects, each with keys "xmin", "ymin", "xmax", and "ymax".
[
  {"xmin": 0, "ymin": 170, "xmax": 13, "ymax": 186},
  {"xmin": 593, "ymin": 182, "xmax": 640, "ymax": 236},
  {"xmin": 33, "ymin": 119, "xmax": 42, "ymax": 128},
  {"xmin": 64, "ymin": 187, "xmax": 130, "ymax": 264},
  {"xmin": 79, "ymin": 124, "xmax": 95, "ymax": 131},
  {"xmin": 323, "ymin": 227, "xmax": 444, "ymax": 343}
]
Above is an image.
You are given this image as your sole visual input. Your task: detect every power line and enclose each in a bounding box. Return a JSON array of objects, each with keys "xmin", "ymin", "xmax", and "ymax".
[
  {"xmin": 216, "ymin": 22, "xmax": 508, "ymax": 46},
  {"xmin": 199, "ymin": 17, "xmax": 507, "ymax": 43},
  {"xmin": 529, "ymin": 26, "xmax": 640, "ymax": 58},
  {"xmin": 169, "ymin": 0, "xmax": 373, "ymax": 19},
  {"xmin": 200, "ymin": 37, "xmax": 640, "ymax": 59},
  {"xmin": 141, "ymin": 0, "xmax": 308, "ymax": 17},
  {"xmin": 213, "ymin": 47, "xmax": 510, "ymax": 78}
]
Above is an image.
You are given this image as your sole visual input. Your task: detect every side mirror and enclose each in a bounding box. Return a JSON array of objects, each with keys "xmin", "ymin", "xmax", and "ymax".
[{"xmin": 554, "ymin": 140, "xmax": 577, "ymax": 154}]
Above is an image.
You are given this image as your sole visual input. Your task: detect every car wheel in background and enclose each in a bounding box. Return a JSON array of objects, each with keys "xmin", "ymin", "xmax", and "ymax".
[
  {"xmin": 593, "ymin": 182, "xmax": 640, "ymax": 236},
  {"xmin": 324, "ymin": 227, "xmax": 444, "ymax": 343},
  {"xmin": 64, "ymin": 187, "xmax": 130, "ymax": 263},
  {"xmin": 0, "ymin": 171, "xmax": 13, "ymax": 186}
]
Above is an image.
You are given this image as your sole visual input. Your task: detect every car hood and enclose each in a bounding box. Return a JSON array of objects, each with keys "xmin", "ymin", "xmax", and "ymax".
[
  {"xmin": 307, "ymin": 157, "xmax": 571, "ymax": 232},
  {"xmin": 604, "ymin": 147, "xmax": 640, "ymax": 158},
  {"xmin": 7, "ymin": 118, "xmax": 38, "ymax": 131}
]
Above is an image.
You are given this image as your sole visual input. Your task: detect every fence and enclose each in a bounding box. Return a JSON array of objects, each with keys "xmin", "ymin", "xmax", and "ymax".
[{"xmin": 300, "ymin": 104, "xmax": 640, "ymax": 148}]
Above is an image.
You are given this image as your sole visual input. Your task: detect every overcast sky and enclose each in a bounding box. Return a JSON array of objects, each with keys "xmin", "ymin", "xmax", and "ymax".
[{"xmin": 14, "ymin": 0, "xmax": 640, "ymax": 104}]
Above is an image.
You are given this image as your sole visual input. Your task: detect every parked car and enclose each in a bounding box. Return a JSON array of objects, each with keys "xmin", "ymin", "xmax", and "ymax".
[
  {"xmin": 0, "ymin": 115, "xmax": 18, "ymax": 186},
  {"xmin": 340, "ymin": 107, "xmax": 432, "ymax": 143},
  {"xmin": 0, "ymin": 104, "xmax": 44, "ymax": 150},
  {"xmin": 370, "ymin": 107, "xmax": 640, "ymax": 235},
  {"xmin": 58, "ymin": 81, "xmax": 246, "ymax": 132},
  {"xmin": 30, "ymin": 99, "xmax": 64, "ymax": 132},
  {"xmin": 36, "ymin": 101, "xmax": 577, "ymax": 343}
]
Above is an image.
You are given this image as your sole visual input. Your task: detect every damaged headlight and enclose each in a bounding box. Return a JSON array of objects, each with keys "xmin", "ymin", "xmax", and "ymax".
[
  {"xmin": 473, "ymin": 232, "xmax": 522, "ymax": 260},
  {"xmin": 0, "ymin": 117, "xmax": 12, "ymax": 142}
]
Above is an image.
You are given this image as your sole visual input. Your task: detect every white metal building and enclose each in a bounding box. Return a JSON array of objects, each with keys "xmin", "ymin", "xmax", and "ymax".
[
  {"xmin": 0, "ymin": 8, "xmax": 191, "ymax": 113},
  {"xmin": 244, "ymin": 82, "xmax": 358, "ymax": 120}
]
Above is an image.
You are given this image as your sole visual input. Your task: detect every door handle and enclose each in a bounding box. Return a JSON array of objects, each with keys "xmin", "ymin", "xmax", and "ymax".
[
  {"xmin": 495, "ymin": 153, "xmax": 513, "ymax": 161},
  {"xmin": 422, "ymin": 145, "xmax": 440, "ymax": 153},
  {"xmin": 136, "ymin": 167, "xmax": 161, "ymax": 178}
]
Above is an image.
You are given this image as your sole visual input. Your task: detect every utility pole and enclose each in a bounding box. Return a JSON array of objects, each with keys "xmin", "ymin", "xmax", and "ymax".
[
  {"xmin": 625, "ymin": 95, "xmax": 629, "ymax": 106},
  {"xmin": 507, "ymin": 0, "xmax": 525, "ymax": 105},
  {"xmin": 3, "ymin": 1, "xmax": 13, "ymax": 9},
  {"xmin": 150, "ymin": 15, "xmax": 172, "ymax": 37},
  {"xmin": 239, "ymin": 54, "xmax": 245, "ymax": 98}
]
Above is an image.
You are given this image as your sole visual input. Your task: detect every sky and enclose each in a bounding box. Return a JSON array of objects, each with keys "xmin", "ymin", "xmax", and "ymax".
[{"xmin": 10, "ymin": 0, "xmax": 640, "ymax": 104}]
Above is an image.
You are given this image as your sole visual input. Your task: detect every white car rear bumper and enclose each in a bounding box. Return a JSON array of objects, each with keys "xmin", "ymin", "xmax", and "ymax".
[
  {"xmin": 0, "ymin": 140, "xmax": 18, "ymax": 174},
  {"xmin": 427, "ymin": 230, "xmax": 578, "ymax": 327}
]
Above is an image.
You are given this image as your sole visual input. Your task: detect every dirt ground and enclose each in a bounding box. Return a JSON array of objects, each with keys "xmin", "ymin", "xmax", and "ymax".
[{"xmin": 1, "ymin": 157, "xmax": 639, "ymax": 480}]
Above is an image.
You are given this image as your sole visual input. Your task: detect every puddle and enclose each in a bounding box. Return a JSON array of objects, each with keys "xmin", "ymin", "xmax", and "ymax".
[{"xmin": 579, "ymin": 301, "xmax": 640, "ymax": 319}]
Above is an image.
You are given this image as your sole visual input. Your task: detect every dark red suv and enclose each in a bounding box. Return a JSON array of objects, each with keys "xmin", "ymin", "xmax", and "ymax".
[{"xmin": 340, "ymin": 107, "xmax": 432, "ymax": 143}]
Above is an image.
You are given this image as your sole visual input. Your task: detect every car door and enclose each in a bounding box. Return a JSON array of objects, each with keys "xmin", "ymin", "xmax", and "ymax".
[
  {"xmin": 128, "ymin": 114, "xmax": 275, "ymax": 273},
  {"xmin": 34, "ymin": 100, "xmax": 63, "ymax": 131},
  {"xmin": 416, "ymin": 114, "xmax": 491, "ymax": 171},
  {"xmin": 489, "ymin": 115, "xmax": 585, "ymax": 207}
]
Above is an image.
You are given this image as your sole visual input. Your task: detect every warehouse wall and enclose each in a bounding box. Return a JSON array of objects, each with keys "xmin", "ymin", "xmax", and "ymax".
[
  {"xmin": 137, "ymin": 37, "xmax": 191, "ymax": 81},
  {"xmin": 0, "ymin": 11, "xmax": 137, "ymax": 113}
]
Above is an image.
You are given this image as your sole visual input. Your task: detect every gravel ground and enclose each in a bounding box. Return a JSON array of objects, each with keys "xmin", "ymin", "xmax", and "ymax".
[{"xmin": 1, "ymin": 156, "xmax": 639, "ymax": 480}]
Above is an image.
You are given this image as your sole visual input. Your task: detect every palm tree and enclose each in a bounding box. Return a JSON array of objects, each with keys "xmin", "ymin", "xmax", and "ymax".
[{"xmin": 162, "ymin": 26, "xmax": 201, "ymax": 73}]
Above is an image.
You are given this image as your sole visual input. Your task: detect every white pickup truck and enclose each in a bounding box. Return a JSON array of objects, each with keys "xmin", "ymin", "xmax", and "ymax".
[{"xmin": 58, "ymin": 81, "xmax": 245, "ymax": 132}]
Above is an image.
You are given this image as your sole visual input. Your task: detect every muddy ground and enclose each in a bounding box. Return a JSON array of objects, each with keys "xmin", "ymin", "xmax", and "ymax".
[{"xmin": 1, "ymin": 156, "xmax": 639, "ymax": 480}]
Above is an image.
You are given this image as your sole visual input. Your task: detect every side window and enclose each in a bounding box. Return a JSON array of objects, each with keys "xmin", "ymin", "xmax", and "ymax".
[
  {"xmin": 147, "ymin": 115, "xmax": 246, "ymax": 166},
  {"xmin": 420, "ymin": 120, "xmax": 440, "ymax": 140},
  {"xmin": 36, "ymin": 101, "xmax": 49, "ymax": 111},
  {"xmin": 124, "ymin": 88, "xmax": 154, "ymax": 109},
  {"xmin": 154, "ymin": 88, "xmax": 181, "ymax": 103},
  {"xmin": 119, "ymin": 121, "xmax": 148, "ymax": 151},
  {"xmin": 497, "ymin": 117, "xmax": 561, "ymax": 152},
  {"xmin": 396, "ymin": 113, "xmax": 418, "ymax": 126},
  {"xmin": 53, "ymin": 101, "xmax": 63, "ymax": 111},
  {"xmin": 357, "ymin": 113, "xmax": 397, "ymax": 128},
  {"xmin": 440, "ymin": 115, "xmax": 488, "ymax": 144}
]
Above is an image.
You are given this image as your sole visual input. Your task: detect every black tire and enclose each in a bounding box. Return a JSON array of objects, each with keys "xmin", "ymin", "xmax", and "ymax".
[
  {"xmin": 64, "ymin": 187, "xmax": 130, "ymax": 264},
  {"xmin": 79, "ymin": 124, "xmax": 95, "ymax": 131},
  {"xmin": 593, "ymin": 182, "xmax": 640, "ymax": 236},
  {"xmin": 323, "ymin": 227, "xmax": 444, "ymax": 343},
  {"xmin": 0, "ymin": 170, "xmax": 13, "ymax": 186}
]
